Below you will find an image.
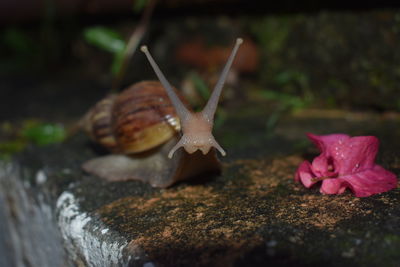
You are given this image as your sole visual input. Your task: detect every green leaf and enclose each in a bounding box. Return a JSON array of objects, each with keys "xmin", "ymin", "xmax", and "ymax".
[
  {"xmin": 22, "ymin": 123, "xmax": 66, "ymax": 146},
  {"xmin": 111, "ymin": 48, "xmax": 126, "ymax": 75},
  {"xmin": 83, "ymin": 27, "xmax": 126, "ymax": 54}
]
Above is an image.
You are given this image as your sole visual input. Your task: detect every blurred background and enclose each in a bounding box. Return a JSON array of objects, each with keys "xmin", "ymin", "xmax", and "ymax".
[{"xmin": 1, "ymin": 0, "xmax": 400, "ymax": 159}]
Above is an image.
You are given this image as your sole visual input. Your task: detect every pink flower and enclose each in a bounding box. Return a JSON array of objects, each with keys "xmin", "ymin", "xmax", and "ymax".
[{"xmin": 295, "ymin": 133, "xmax": 398, "ymax": 197}]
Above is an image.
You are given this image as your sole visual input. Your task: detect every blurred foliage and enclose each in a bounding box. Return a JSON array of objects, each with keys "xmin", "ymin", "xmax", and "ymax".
[
  {"xmin": 249, "ymin": 16, "xmax": 315, "ymax": 134},
  {"xmin": 185, "ymin": 71, "xmax": 228, "ymax": 129},
  {"xmin": 259, "ymin": 89, "xmax": 311, "ymax": 136},
  {"xmin": 133, "ymin": 0, "xmax": 150, "ymax": 12},
  {"xmin": 250, "ymin": 12, "xmax": 400, "ymax": 112},
  {"xmin": 21, "ymin": 122, "xmax": 66, "ymax": 145},
  {"xmin": 249, "ymin": 16, "xmax": 291, "ymax": 85},
  {"xmin": 0, "ymin": 120, "xmax": 66, "ymax": 160},
  {"xmin": 189, "ymin": 72, "xmax": 211, "ymax": 101},
  {"xmin": 1, "ymin": 8, "xmax": 400, "ymax": 123},
  {"xmin": 0, "ymin": 140, "xmax": 26, "ymax": 160},
  {"xmin": 259, "ymin": 90, "xmax": 310, "ymax": 111},
  {"xmin": 0, "ymin": 28, "xmax": 41, "ymax": 71},
  {"xmin": 214, "ymin": 108, "xmax": 228, "ymax": 130},
  {"xmin": 250, "ymin": 15, "xmax": 314, "ymax": 127},
  {"xmin": 83, "ymin": 26, "xmax": 127, "ymax": 75},
  {"xmin": 84, "ymin": 27, "xmax": 125, "ymax": 54},
  {"xmin": 250, "ymin": 16, "xmax": 291, "ymax": 55},
  {"xmin": 82, "ymin": 0, "xmax": 152, "ymax": 79},
  {"xmin": 3, "ymin": 28, "xmax": 36, "ymax": 55}
]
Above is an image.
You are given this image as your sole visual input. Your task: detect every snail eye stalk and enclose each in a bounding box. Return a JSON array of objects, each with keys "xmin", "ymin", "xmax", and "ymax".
[{"xmin": 141, "ymin": 38, "xmax": 243, "ymax": 158}]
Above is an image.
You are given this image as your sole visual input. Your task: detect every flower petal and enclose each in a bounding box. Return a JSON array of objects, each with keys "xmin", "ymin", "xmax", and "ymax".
[
  {"xmin": 307, "ymin": 133, "xmax": 350, "ymax": 154},
  {"xmin": 310, "ymin": 153, "xmax": 335, "ymax": 177},
  {"xmin": 295, "ymin": 161, "xmax": 317, "ymax": 188},
  {"xmin": 320, "ymin": 178, "xmax": 350, "ymax": 195},
  {"xmin": 340, "ymin": 165, "xmax": 398, "ymax": 197},
  {"xmin": 331, "ymin": 136, "xmax": 379, "ymax": 175},
  {"xmin": 319, "ymin": 165, "xmax": 397, "ymax": 197},
  {"xmin": 307, "ymin": 133, "xmax": 349, "ymax": 177}
]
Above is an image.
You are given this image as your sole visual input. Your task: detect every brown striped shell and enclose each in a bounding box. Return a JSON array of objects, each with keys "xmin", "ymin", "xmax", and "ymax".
[{"xmin": 83, "ymin": 81, "xmax": 181, "ymax": 154}]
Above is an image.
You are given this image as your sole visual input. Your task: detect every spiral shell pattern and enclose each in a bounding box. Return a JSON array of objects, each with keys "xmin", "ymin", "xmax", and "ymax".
[{"xmin": 84, "ymin": 81, "xmax": 181, "ymax": 154}]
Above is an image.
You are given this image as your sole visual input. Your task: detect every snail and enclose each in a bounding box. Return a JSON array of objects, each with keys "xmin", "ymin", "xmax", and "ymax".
[{"xmin": 81, "ymin": 38, "xmax": 243, "ymax": 188}]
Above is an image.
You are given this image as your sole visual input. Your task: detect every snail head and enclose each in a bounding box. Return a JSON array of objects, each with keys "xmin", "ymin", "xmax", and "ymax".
[{"xmin": 141, "ymin": 38, "xmax": 243, "ymax": 158}]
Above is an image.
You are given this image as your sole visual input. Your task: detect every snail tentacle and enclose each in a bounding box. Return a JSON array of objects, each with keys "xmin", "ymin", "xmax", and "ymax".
[
  {"xmin": 168, "ymin": 138, "xmax": 185, "ymax": 159},
  {"xmin": 209, "ymin": 137, "xmax": 226, "ymax": 156},
  {"xmin": 202, "ymin": 38, "xmax": 243, "ymax": 122},
  {"xmin": 140, "ymin": 46, "xmax": 190, "ymax": 122}
]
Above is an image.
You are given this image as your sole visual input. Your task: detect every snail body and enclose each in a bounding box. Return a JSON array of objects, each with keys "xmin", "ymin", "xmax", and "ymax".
[{"xmin": 82, "ymin": 38, "xmax": 243, "ymax": 188}]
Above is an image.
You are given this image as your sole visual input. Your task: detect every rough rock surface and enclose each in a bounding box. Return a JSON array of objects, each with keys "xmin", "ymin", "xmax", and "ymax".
[{"xmin": 0, "ymin": 108, "xmax": 399, "ymax": 267}]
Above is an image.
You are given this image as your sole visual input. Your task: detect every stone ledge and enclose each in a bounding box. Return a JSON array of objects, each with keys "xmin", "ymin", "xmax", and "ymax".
[{"xmin": 1, "ymin": 112, "xmax": 399, "ymax": 267}]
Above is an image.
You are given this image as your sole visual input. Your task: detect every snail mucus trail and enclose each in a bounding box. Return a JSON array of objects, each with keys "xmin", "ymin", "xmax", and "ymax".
[{"xmin": 82, "ymin": 38, "xmax": 243, "ymax": 188}]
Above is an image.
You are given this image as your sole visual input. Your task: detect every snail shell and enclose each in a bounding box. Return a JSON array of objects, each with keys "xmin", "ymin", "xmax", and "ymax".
[{"xmin": 82, "ymin": 81, "xmax": 181, "ymax": 154}]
